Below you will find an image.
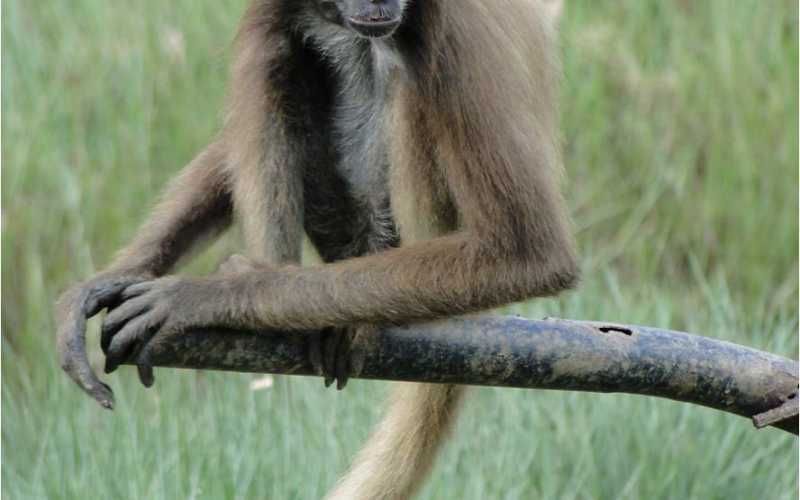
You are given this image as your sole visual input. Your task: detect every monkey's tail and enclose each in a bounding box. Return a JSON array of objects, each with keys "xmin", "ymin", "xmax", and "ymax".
[{"xmin": 324, "ymin": 383, "xmax": 466, "ymax": 500}]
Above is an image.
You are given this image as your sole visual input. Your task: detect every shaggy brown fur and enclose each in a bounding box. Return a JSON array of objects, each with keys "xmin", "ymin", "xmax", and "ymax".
[{"xmin": 57, "ymin": 1, "xmax": 578, "ymax": 497}]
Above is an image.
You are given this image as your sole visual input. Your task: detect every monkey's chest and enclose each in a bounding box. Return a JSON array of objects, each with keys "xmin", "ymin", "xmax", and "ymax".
[
  {"xmin": 332, "ymin": 96, "xmax": 391, "ymax": 204},
  {"xmin": 301, "ymin": 42, "xmax": 401, "ymax": 258},
  {"xmin": 323, "ymin": 93, "xmax": 398, "ymax": 255}
]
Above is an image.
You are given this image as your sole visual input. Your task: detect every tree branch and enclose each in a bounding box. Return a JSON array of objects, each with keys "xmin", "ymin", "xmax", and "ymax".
[{"xmin": 129, "ymin": 316, "xmax": 799, "ymax": 435}]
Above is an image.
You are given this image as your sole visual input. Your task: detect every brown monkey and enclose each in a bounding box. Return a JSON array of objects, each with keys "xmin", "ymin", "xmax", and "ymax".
[{"xmin": 56, "ymin": 1, "xmax": 579, "ymax": 498}]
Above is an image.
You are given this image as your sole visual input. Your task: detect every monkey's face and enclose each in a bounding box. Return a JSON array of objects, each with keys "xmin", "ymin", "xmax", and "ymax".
[{"xmin": 316, "ymin": 0, "xmax": 407, "ymax": 38}]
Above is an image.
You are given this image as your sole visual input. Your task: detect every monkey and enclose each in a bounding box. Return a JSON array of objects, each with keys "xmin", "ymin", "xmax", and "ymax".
[{"xmin": 56, "ymin": 1, "xmax": 579, "ymax": 498}]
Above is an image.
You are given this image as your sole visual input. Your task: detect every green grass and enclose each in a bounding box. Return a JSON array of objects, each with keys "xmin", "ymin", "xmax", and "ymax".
[{"xmin": 2, "ymin": 0, "xmax": 798, "ymax": 498}]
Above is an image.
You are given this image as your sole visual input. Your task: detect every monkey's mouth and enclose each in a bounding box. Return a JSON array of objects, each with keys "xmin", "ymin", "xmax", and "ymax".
[{"xmin": 347, "ymin": 15, "xmax": 401, "ymax": 38}]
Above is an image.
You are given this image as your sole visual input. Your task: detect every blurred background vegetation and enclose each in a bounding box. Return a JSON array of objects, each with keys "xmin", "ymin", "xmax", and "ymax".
[{"xmin": 2, "ymin": 0, "xmax": 797, "ymax": 498}]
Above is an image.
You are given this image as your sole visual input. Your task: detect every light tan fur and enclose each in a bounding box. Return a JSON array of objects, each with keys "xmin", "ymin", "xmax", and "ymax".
[{"xmin": 326, "ymin": 384, "xmax": 466, "ymax": 500}]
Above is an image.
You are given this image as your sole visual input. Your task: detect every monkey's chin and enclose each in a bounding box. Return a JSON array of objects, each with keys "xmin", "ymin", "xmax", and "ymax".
[{"xmin": 347, "ymin": 17, "xmax": 401, "ymax": 39}]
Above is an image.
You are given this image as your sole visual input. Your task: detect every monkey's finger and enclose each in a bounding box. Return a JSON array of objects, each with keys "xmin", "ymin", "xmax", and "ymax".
[
  {"xmin": 121, "ymin": 281, "xmax": 156, "ymax": 300},
  {"xmin": 137, "ymin": 363, "xmax": 155, "ymax": 388},
  {"xmin": 101, "ymin": 296, "xmax": 153, "ymax": 353},
  {"xmin": 85, "ymin": 277, "xmax": 149, "ymax": 318},
  {"xmin": 85, "ymin": 284, "xmax": 124, "ymax": 318},
  {"xmin": 134, "ymin": 343, "xmax": 159, "ymax": 387},
  {"xmin": 335, "ymin": 329, "xmax": 354, "ymax": 390},
  {"xmin": 60, "ymin": 329, "xmax": 115, "ymax": 407},
  {"xmin": 105, "ymin": 314, "xmax": 159, "ymax": 374},
  {"xmin": 56, "ymin": 291, "xmax": 115, "ymax": 409},
  {"xmin": 323, "ymin": 328, "xmax": 344, "ymax": 388}
]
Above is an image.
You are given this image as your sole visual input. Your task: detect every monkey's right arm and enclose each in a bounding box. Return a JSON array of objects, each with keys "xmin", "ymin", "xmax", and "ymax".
[{"xmin": 56, "ymin": 141, "xmax": 233, "ymax": 408}]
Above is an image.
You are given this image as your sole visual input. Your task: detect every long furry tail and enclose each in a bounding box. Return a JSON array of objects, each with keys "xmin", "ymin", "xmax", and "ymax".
[{"xmin": 325, "ymin": 383, "xmax": 466, "ymax": 500}]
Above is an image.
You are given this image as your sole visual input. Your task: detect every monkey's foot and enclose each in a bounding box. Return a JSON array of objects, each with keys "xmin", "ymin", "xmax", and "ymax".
[{"xmin": 308, "ymin": 326, "xmax": 371, "ymax": 390}]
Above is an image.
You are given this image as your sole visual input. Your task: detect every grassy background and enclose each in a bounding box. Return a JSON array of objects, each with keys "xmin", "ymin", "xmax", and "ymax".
[{"xmin": 2, "ymin": 1, "xmax": 798, "ymax": 498}]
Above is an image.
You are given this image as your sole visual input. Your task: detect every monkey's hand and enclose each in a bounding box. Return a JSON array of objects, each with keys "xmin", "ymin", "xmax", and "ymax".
[
  {"xmin": 101, "ymin": 276, "xmax": 220, "ymax": 384},
  {"xmin": 56, "ymin": 271, "xmax": 154, "ymax": 409}
]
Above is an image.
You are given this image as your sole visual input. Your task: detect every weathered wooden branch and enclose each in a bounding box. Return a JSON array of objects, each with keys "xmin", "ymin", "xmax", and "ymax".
[{"xmin": 129, "ymin": 316, "xmax": 799, "ymax": 435}]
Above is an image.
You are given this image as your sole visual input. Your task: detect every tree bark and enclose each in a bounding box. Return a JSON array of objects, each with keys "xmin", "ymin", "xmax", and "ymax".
[{"xmin": 129, "ymin": 316, "xmax": 799, "ymax": 435}]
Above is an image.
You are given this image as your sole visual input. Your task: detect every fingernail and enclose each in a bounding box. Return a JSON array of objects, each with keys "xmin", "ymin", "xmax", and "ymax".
[{"xmin": 141, "ymin": 372, "xmax": 154, "ymax": 387}]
